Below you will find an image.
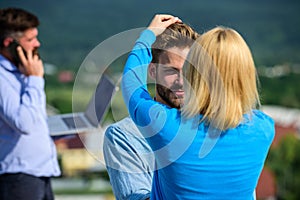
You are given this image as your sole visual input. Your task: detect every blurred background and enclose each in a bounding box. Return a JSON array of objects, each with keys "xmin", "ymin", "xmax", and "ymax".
[{"xmin": 1, "ymin": 0, "xmax": 300, "ymax": 199}]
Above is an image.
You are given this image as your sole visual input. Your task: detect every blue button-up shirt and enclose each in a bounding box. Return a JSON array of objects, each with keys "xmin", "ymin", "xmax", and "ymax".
[
  {"xmin": 103, "ymin": 117, "xmax": 154, "ymax": 200},
  {"xmin": 0, "ymin": 54, "xmax": 60, "ymax": 177}
]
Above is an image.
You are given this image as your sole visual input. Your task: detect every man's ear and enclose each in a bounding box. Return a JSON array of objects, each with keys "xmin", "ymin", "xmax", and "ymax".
[
  {"xmin": 3, "ymin": 37, "xmax": 14, "ymax": 47},
  {"xmin": 148, "ymin": 63, "xmax": 157, "ymax": 80}
]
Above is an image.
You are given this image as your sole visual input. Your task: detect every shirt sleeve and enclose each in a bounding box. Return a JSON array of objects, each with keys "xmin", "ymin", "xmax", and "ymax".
[
  {"xmin": 122, "ymin": 29, "xmax": 167, "ymax": 129},
  {"xmin": 103, "ymin": 120, "xmax": 153, "ymax": 200},
  {"xmin": 0, "ymin": 74, "xmax": 47, "ymax": 135},
  {"xmin": 122, "ymin": 29, "xmax": 155, "ymax": 117},
  {"xmin": 121, "ymin": 29, "xmax": 183, "ymax": 149}
]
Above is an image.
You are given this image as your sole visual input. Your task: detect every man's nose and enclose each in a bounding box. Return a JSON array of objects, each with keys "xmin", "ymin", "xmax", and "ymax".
[
  {"xmin": 176, "ymin": 72, "xmax": 184, "ymax": 85},
  {"xmin": 35, "ymin": 39, "xmax": 41, "ymax": 48}
]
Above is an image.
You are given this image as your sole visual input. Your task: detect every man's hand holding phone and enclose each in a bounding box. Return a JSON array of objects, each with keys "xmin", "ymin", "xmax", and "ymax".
[{"xmin": 17, "ymin": 45, "xmax": 44, "ymax": 77}]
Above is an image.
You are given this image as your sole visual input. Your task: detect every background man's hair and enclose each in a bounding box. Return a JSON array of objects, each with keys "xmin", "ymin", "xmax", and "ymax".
[{"xmin": 0, "ymin": 7, "xmax": 39, "ymax": 47}]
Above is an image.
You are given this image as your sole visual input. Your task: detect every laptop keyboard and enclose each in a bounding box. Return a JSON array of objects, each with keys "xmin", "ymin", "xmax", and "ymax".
[{"xmin": 62, "ymin": 116, "xmax": 88, "ymax": 129}]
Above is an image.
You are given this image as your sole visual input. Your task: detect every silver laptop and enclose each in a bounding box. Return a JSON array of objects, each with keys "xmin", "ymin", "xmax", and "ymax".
[{"xmin": 47, "ymin": 74, "xmax": 117, "ymax": 136}]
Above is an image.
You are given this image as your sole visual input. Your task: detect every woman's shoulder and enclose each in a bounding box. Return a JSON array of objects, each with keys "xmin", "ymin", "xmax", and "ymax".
[
  {"xmin": 244, "ymin": 109, "xmax": 275, "ymax": 141},
  {"xmin": 252, "ymin": 109, "xmax": 274, "ymax": 125}
]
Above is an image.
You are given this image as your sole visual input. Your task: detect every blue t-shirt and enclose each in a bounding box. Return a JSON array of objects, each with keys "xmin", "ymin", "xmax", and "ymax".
[{"xmin": 122, "ymin": 29, "xmax": 275, "ymax": 200}]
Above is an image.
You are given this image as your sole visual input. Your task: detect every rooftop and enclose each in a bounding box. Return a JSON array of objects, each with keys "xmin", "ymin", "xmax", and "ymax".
[{"xmin": 261, "ymin": 105, "xmax": 300, "ymax": 132}]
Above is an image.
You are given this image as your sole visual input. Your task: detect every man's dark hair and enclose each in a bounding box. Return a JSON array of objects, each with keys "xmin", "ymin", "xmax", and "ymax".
[
  {"xmin": 151, "ymin": 23, "xmax": 199, "ymax": 64},
  {"xmin": 0, "ymin": 8, "xmax": 39, "ymax": 47}
]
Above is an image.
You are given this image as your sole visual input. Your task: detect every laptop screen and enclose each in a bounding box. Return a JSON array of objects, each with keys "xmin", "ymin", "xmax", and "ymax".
[
  {"xmin": 62, "ymin": 115, "xmax": 88, "ymax": 129},
  {"xmin": 84, "ymin": 74, "xmax": 116, "ymax": 127}
]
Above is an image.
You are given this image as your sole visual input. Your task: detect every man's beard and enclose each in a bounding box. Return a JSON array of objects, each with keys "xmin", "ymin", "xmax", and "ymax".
[{"xmin": 156, "ymin": 84, "xmax": 184, "ymax": 109}]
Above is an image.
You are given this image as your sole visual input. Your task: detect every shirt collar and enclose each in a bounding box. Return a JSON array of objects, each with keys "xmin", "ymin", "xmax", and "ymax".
[{"xmin": 0, "ymin": 54, "xmax": 19, "ymax": 72}]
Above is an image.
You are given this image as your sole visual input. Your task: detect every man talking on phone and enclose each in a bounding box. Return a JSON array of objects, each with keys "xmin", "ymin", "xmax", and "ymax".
[{"xmin": 0, "ymin": 8, "xmax": 60, "ymax": 200}]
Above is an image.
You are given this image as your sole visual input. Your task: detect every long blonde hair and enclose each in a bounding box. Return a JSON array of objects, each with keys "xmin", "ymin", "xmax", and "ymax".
[{"xmin": 182, "ymin": 26, "xmax": 260, "ymax": 130}]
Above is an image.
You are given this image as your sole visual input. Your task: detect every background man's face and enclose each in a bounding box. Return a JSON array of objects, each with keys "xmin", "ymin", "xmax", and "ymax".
[
  {"xmin": 155, "ymin": 47, "xmax": 189, "ymax": 109},
  {"xmin": 18, "ymin": 28, "xmax": 40, "ymax": 52}
]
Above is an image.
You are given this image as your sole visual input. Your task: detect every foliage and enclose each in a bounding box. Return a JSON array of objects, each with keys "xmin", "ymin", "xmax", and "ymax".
[
  {"xmin": 45, "ymin": 74, "xmax": 74, "ymax": 114},
  {"xmin": 259, "ymin": 74, "xmax": 300, "ymax": 109},
  {"xmin": 1, "ymin": 0, "xmax": 300, "ymax": 111},
  {"xmin": 266, "ymin": 134, "xmax": 300, "ymax": 200},
  {"xmin": 0, "ymin": 0, "xmax": 299, "ymax": 69}
]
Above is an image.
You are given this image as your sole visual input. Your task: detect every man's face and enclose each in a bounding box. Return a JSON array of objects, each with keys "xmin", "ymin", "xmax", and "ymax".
[
  {"xmin": 17, "ymin": 27, "xmax": 40, "ymax": 52},
  {"xmin": 151, "ymin": 47, "xmax": 189, "ymax": 109}
]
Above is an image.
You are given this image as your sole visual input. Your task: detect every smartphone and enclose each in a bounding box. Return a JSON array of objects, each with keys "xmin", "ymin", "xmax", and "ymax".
[
  {"xmin": 8, "ymin": 40, "xmax": 27, "ymax": 66},
  {"xmin": 8, "ymin": 40, "xmax": 40, "ymax": 66}
]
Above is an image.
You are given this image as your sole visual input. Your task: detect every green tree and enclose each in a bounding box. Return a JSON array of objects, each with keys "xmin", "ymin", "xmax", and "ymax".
[{"xmin": 266, "ymin": 134, "xmax": 300, "ymax": 200}]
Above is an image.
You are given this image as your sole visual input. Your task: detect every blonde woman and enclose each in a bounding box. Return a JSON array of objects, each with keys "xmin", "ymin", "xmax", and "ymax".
[{"xmin": 122, "ymin": 14, "xmax": 275, "ymax": 199}]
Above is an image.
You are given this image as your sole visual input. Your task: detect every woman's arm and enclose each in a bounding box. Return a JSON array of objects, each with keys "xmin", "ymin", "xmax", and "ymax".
[{"xmin": 122, "ymin": 14, "xmax": 181, "ymax": 127}]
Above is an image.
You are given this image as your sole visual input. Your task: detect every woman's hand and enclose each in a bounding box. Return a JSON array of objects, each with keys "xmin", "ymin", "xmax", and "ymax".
[{"xmin": 147, "ymin": 14, "xmax": 182, "ymax": 36}]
